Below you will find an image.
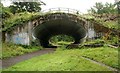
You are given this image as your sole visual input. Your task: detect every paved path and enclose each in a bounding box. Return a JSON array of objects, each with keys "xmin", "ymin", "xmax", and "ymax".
[{"xmin": 2, "ymin": 48, "xmax": 56, "ymax": 69}]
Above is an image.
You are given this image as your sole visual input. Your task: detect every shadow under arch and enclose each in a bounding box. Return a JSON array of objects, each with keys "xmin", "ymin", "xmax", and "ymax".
[{"xmin": 33, "ymin": 13, "xmax": 86, "ymax": 48}]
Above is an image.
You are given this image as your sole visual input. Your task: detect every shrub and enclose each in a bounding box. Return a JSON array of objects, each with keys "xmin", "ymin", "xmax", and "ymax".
[{"xmin": 2, "ymin": 43, "xmax": 41, "ymax": 59}]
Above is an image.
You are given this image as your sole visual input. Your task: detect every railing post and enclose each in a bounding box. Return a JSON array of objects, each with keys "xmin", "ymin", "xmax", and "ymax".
[
  {"xmin": 58, "ymin": 8, "xmax": 60, "ymax": 12},
  {"xmin": 68, "ymin": 8, "xmax": 69, "ymax": 13},
  {"xmin": 42, "ymin": 8, "xmax": 80, "ymax": 15},
  {"xmin": 76, "ymin": 11, "xmax": 79, "ymax": 15},
  {"xmin": 49, "ymin": 9, "xmax": 51, "ymax": 12}
]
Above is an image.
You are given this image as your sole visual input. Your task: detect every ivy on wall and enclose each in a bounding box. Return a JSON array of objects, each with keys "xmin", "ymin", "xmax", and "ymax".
[
  {"xmin": 1, "ymin": 12, "xmax": 119, "ymax": 32},
  {"xmin": 81, "ymin": 14, "xmax": 119, "ymax": 30},
  {"xmin": 1, "ymin": 12, "xmax": 41, "ymax": 32}
]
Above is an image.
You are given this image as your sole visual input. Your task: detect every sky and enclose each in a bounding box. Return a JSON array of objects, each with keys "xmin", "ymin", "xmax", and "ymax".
[{"xmin": 1, "ymin": 0, "xmax": 115, "ymax": 13}]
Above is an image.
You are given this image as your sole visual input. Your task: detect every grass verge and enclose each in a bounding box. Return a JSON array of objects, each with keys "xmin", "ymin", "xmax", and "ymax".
[
  {"xmin": 1, "ymin": 43, "xmax": 42, "ymax": 59},
  {"xmin": 80, "ymin": 46, "xmax": 118, "ymax": 69},
  {"xmin": 4, "ymin": 46, "xmax": 118, "ymax": 71}
]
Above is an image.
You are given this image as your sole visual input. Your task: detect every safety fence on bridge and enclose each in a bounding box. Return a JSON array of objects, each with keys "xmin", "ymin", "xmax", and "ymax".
[{"xmin": 42, "ymin": 7, "xmax": 81, "ymax": 15}]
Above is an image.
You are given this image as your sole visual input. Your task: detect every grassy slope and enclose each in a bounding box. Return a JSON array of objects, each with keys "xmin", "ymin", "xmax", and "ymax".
[
  {"xmin": 80, "ymin": 47, "xmax": 118, "ymax": 69},
  {"xmin": 1, "ymin": 43, "xmax": 41, "ymax": 59},
  {"xmin": 4, "ymin": 46, "xmax": 118, "ymax": 71}
]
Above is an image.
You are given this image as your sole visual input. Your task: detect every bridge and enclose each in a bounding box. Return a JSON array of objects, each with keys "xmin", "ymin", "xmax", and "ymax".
[
  {"xmin": 33, "ymin": 8, "xmax": 87, "ymax": 47},
  {"xmin": 2, "ymin": 8, "xmax": 119, "ymax": 48}
]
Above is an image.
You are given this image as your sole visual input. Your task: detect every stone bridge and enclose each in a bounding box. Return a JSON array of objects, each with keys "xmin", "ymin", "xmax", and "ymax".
[
  {"xmin": 33, "ymin": 8, "xmax": 88, "ymax": 47},
  {"xmin": 3, "ymin": 8, "xmax": 112, "ymax": 47}
]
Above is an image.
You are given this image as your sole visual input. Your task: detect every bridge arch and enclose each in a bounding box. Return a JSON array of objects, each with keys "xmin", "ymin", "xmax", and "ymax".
[{"xmin": 33, "ymin": 8, "xmax": 87, "ymax": 48}]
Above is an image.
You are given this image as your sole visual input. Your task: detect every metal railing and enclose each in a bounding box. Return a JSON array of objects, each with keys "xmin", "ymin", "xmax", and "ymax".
[{"xmin": 42, "ymin": 7, "xmax": 81, "ymax": 15}]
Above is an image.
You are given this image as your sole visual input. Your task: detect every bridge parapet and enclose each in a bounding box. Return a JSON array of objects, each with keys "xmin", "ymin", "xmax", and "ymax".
[
  {"xmin": 42, "ymin": 8, "xmax": 81, "ymax": 15},
  {"xmin": 33, "ymin": 13, "xmax": 87, "ymax": 31},
  {"xmin": 31, "ymin": 8, "xmax": 88, "ymax": 30}
]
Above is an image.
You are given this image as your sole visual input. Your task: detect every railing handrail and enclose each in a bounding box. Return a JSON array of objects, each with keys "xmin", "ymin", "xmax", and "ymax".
[{"xmin": 42, "ymin": 7, "xmax": 81, "ymax": 15}]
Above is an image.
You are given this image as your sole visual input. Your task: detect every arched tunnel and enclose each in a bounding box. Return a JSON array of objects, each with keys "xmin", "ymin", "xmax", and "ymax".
[{"xmin": 33, "ymin": 13, "xmax": 86, "ymax": 48}]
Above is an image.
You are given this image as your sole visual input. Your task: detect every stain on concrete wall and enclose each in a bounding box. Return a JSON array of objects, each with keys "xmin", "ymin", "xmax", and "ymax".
[
  {"xmin": 5, "ymin": 21, "xmax": 34, "ymax": 45},
  {"xmin": 12, "ymin": 32, "xmax": 30, "ymax": 45}
]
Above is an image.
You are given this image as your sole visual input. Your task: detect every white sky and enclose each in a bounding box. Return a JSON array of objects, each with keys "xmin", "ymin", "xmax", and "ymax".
[{"xmin": 1, "ymin": 0, "xmax": 115, "ymax": 13}]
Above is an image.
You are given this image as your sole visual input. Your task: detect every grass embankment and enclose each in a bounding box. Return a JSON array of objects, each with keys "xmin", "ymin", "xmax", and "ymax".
[
  {"xmin": 80, "ymin": 47, "xmax": 118, "ymax": 69},
  {"xmin": 5, "ymin": 46, "xmax": 118, "ymax": 71},
  {"xmin": 1, "ymin": 43, "xmax": 41, "ymax": 59}
]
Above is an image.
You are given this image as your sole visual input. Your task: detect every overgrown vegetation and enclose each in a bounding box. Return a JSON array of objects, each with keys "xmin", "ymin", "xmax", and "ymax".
[
  {"xmin": 107, "ymin": 35, "xmax": 119, "ymax": 45},
  {"xmin": 50, "ymin": 35, "xmax": 74, "ymax": 46},
  {"xmin": 0, "ymin": 1, "xmax": 119, "ymax": 71},
  {"xmin": 88, "ymin": 2, "xmax": 118, "ymax": 14},
  {"xmin": 4, "ymin": 46, "xmax": 118, "ymax": 71},
  {"xmin": 0, "ymin": 3, "xmax": 13, "ymax": 19},
  {"xmin": 85, "ymin": 2, "xmax": 119, "ymax": 30},
  {"xmin": 80, "ymin": 46, "xmax": 118, "ymax": 69},
  {"xmin": 1, "ymin": 43, "xmax": 41, "ymax": 59},
  {"xmin": 1, "ymin": 12, "xmax": 41, "ymax": 32},
  {"xmin": 0, "ymin": 1, "xmax": 46, "ymax": 32},
  {"xmin": 9, "ymin": 1, "xmax": 46, "ymax": 14},
  {"xmin": 81, "ymin": 14, "xmax": 119, "ymax": 30},
  {"xmin": 84, "ymin": 39, "xmax": 105, "ymax": 45}
]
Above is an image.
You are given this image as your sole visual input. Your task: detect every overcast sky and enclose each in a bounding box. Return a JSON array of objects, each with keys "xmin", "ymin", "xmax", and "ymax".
[{"xmin": 1, "ymin": 0, "xmax": 115, "ymax": 13}]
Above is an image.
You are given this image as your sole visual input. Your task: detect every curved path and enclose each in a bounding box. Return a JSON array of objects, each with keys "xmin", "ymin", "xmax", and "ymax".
[{"xmin": 2, "ymin": 48, "xmax": 56, "ymax": 69}]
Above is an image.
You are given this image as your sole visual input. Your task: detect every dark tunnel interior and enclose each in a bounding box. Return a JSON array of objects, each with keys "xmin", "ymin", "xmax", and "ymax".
[{"xmin": 33, "ymin": 14, "xmax": 86, "ymax": 48}]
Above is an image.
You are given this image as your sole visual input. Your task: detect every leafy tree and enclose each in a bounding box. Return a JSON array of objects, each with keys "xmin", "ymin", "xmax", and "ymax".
[
  {"xmin": 88, "ymin": 2, "xmax": 117, "ymax": 14},
  {"xmin": 116, "ymin": 1, "xmax": 120, "ymax": 13},
  {"xmin": 94, "ymin": 2, "xmax": 104, "ymax": 14},
  {"xmin": 0, "ymin": 2, "xmax": 3, "ymax": 7},
  {"xmin": 0, "ymin": 2, "xmax": 12, "ymax": 19},
  {"xmin": 9, "ymin": 1, "xmax": 46, "ymax": 14},
  {"xmin": 116, "ymin": 1, "xmax": 120, "ymax": 29}
]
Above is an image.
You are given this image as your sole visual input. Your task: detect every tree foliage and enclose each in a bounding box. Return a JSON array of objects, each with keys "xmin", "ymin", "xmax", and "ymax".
[
  {"xmin": 88, "ymin": 2, "xmax": 118, "ymax": 14},
  {"xmin": 117, "ymin": 1, "xmax": 120, "ymax": 13},
  {"xmin": 9, "ymin": 2, "xmax": 45, "ymax": 14},
  {"xmin": 0, "ymin": 2, "xmax": 13, "ymax": 19},
  {"xmin": 50, "ymin": 35, "xmax": 74, "ymax": 44}
]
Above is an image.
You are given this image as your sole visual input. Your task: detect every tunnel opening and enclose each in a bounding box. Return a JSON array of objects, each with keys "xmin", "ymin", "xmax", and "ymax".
[
  {"xmin": 49, "ymin": 34, "xmax": 75, "ymax": 47},
  {"xmin": 33, "ymin": 13, "xmax": 87, "ymax": 48}
]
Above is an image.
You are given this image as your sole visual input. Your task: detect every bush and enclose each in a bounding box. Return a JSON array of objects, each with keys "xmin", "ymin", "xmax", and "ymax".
[
  {"xmin": 2, "ymin": 43, "xmax": 41, "ymax": 59},
  {"xmin": 85, "ymin": 39, "xmax": 105, "ymax": 45}
]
